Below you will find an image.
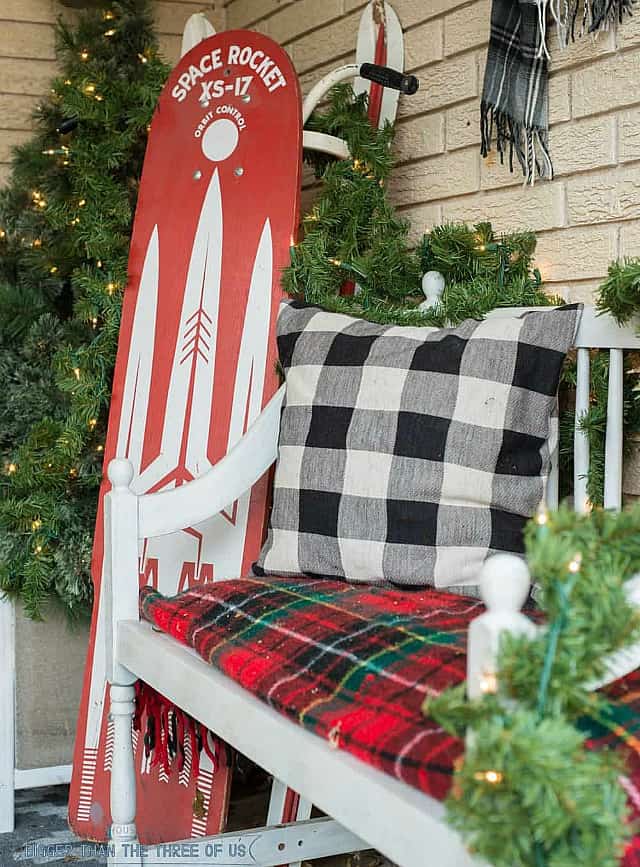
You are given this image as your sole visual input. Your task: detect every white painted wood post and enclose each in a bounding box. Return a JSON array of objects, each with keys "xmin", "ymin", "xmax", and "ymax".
[
  {"xmin": 108, "ymin": 684, "xmax": 141, "ymax": 866},
  {"xmin": 604, "ymin": 348, "xmax": 624, "ymax": 510},
  {"xmin": 267, "ymin": 779, "xmax": 313, "ymax": 867},
  {"xmin": 574, "ymin": 347, "xmax": 591, "ymax": 513},
  {"xmin": 467, "ymin": 554, "xmax": 537, "ymax": 700},
  {"xmin": 105, "ymin": 458, "xmax": 141, "ymax": 866},
  {"xmin": 0, "ymin": 594, "xmax": 15, "ymax": 833}
]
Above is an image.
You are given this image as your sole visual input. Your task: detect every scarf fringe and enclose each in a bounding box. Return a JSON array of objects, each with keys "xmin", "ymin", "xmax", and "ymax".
[
  {"xmin": 540, "ymin": 0, "xmax": 634, "ymax": 55},
  {"xmin": 481, "ymin": 101, "xmax": 554, "ymax": 185},
  {"xmin": 133, "ymin": 681, "xmax": 228, "ymax": 786}
]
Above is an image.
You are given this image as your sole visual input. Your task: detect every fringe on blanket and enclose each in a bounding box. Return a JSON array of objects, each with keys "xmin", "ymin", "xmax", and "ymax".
[
  {"xmin": 540, "ymin": 0, "xmax": 634, "ymax": 56},
  {"xmin": 133, "ymin": 681, "xmax": 228, "ymax": 785},
  {"xmin": 480, "ymin": 102, "xmax": 554, "ymax": 185}
]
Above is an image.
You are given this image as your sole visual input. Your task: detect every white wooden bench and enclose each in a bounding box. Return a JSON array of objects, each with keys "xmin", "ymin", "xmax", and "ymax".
[{"xmin": 103, "ymin": 304, "xmax": 640, "ymax": 867}]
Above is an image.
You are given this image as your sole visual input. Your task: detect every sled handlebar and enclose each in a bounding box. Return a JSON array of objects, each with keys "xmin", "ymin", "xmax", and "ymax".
[
  {"xmin": 302, "ymin": 63, "xmax": 419, "ymax": 126},
  {"xmin": 358, "ymin": 63, "xmax": 419, "ymax": 95}
]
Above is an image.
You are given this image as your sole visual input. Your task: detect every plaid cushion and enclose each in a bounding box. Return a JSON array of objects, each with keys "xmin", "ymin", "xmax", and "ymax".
[
  {"xmin": 140, "ymin": 577, "xmax": 479, "ymax": 800},
  {"xmin": 255, "ymin": 301, "xmax": 581, "ymax": 587},
  {"xmin": 139, "ymin": 576, "xmax": 640, "ymax": 866}
]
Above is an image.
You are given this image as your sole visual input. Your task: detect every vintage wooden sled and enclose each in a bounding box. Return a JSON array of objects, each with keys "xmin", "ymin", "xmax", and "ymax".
[
  {"xmin": 103, "ymin": 300, "xmax": 640, "ymax": 867},
  {"xmin": 69, "ymin": 27, "xmax": 303, "ymax": 845},
  {"xmin": 68, "ymin": 2, "xmax": 417, "ymax": 850}
]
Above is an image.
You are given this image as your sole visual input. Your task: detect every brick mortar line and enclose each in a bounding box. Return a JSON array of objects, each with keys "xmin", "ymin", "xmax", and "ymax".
[
  {"xmin": 226, "ymin": 0, "xmax": 297, "ymax": 30},
  {"xmin": 394, "ymin": 92, "xmax": 640, "ymax": 130},
  {"xmin": 0, "ymin": 18, "xmax": 55, "ymax": 27},
  {"xmin": 548, "ymin": 38, "xmax": 640, "ymax": 77},
  {"xmin": 279, "ymin": 11, "xmax": 361, "ymax": 50}
]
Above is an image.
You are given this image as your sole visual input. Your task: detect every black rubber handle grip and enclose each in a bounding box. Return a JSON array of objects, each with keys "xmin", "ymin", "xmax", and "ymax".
[{"xmin": 359, "ymin": 63, "xmax": 419, "ymax": 95}]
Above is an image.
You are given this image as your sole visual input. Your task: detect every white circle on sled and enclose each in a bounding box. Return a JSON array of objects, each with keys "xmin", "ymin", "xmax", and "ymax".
[{"xmin": 201, "ymin": 118, "xmax": 239, "ymax": 162}]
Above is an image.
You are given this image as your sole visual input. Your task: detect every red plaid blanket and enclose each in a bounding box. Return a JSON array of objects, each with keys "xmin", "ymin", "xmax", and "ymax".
[{"xmin": 139, "ymin": 576, "xmax": 640, "ymax": 864}]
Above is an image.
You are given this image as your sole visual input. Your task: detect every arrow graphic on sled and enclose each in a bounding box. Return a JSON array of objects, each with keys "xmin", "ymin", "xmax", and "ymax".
[{"xmin": 136, "ymin": 168, "xmax": 222, "ymax": 491}]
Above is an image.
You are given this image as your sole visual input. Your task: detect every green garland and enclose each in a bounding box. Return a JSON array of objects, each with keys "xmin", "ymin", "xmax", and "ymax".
[
  {"xmin": 0, "ymin": 1, "xmax": 167, "ymax": 619},
  {"xmin": 426, "ymin": 505, "xmax": 640, "ymax": 866},
  {"xmin": 597, "ymin": 259, "xmax": 640, "ymax": 327}
]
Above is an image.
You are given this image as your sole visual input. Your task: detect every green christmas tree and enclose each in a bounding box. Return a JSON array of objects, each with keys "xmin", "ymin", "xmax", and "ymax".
[{"xmin": 0, "ymin": 0, "xmax": 168, "ymax": 619}]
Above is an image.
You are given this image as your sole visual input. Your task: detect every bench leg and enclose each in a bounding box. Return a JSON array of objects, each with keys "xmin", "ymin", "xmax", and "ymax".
[
  {"xmin": 268, "ymin": 779, "xmax": 314, "ymax": 867},
  {"xmin": 108, "ymin": 683, "xmax": 142, "ymax": 866}
]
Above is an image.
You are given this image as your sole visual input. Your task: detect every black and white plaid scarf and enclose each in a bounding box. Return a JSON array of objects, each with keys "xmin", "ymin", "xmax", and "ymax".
[{"xmin": 481, "ymin": 0, "xmax": 633, "ymax": 184}]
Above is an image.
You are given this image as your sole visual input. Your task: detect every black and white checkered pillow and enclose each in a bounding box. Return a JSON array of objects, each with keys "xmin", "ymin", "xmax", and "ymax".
[{"xmin": 255, "ymin": 301, "xmax": 581, "ymax": 587}]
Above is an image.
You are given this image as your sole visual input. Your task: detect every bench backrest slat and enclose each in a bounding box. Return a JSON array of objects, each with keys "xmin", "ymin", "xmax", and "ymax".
[
  {"xmin": 604, "ymin": 349, "xmax": 625, "ymax": 510},
  {"xmin": 574, "ymin": 347, "xmax": 591, "ymax": 513},
  {"xmin": 488, "ymin": 306, "xmax": 640, "ymax": 513}
]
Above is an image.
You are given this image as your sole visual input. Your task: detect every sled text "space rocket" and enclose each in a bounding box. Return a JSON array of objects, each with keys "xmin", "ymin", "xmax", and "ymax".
[{"xmin": 172, "ymin": 44, "xmax": 288, "ymax": 103}]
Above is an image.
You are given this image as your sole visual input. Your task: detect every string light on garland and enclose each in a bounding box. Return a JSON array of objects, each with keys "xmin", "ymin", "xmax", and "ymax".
[
  {"xmin": 69, "ymin": 467, "xmax": 78, "ymax": 479},
  {"xmin": 104, "ymin": 28, "xmax": 116, "ymax": 37},
  {"xmin": 31, "ymin": 190, "xmax": 46, "ymax": 209},
  {"xmin": 31, "ymin": 519, "xmax": 42, "ymax": 531},
  {"xmin": 138, "ymin": 52, "xmax": 149, "ymax": 64},
  {"xmin": 474, "ymin": 770, "xmax": 503, "ymax": 785},
  {"xmin": 88, "ymin": 418, "xmax": 97, "ymax": 430},
  {"xmin": 479, "ymin": 669, "xmax": 498, "ymax": 695},
  {"xmin": 568, "ymin": 552, "xmax": 583, "ymax": 574},
  {"xmin": 103, "ymin": 9, "xmax": 115, "ymax": 20},
  {"xmin": 5, "ymin": 462, "xmax": 17, "ymax": 475},
  {"xmin": 106, "ymin": 281, "xmax": 117, "ymax": 295},
  {"xmin": 80, "ymin": 48, "xmax": 89, "ymax": 61},
  {"xmin": 73, "ymin": 366, "xmax": 81, "ymax": 380},
  {"xmin": 49, "ymin": 265, "xmax": 58, "ymax": 274}
]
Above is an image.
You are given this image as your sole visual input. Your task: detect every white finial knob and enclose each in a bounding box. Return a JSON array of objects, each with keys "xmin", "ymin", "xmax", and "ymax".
[
  {"xmin": 419, "ymin": 270, "xmax": 445, "ymax": 311},
  {"xmin": 479, "ymin": 554, "xmax": 531, "ymax": 612},
  {"xmin": 108, "ymin": 458, "xmax": 134, "ymax": 489}
]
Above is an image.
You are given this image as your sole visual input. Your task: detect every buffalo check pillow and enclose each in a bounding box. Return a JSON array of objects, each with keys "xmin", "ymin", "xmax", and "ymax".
[{"xmin": 254, "ymin": 300, "xmax": 582, "ymax": 588}]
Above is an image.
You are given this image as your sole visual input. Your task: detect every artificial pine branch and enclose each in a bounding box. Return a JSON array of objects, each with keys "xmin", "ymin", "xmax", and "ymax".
[
  {"xmin": 427, "ymin": 505, "xmax": 640, "ymax": 867},
  {"xmin": 597, "ymin": 258, "xmax": 640, "ymax": 326}
]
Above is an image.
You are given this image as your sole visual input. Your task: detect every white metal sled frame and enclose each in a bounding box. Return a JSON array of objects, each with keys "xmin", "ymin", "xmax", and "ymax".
[{"xmin": 104, "ymin": 305, "xmax": 640, "ymax": 867}]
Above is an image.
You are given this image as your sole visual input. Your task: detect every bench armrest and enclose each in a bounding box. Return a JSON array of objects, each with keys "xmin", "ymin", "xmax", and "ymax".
[{"xmin": 135, "ymin": 384, "xmax": 285, "ymax": 539}]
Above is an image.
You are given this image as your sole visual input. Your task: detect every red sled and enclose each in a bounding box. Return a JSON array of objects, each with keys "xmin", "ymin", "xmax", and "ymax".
[{"xmin": 69, "ymin": 30, "xmax": 301, "ymax": 844}]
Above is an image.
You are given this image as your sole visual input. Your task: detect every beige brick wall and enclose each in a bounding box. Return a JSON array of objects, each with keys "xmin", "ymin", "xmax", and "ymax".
[
  {"xmin": 0, "ymin": 0, "xmax": 226, "ymax": 187},
  {"xmin": 225, "ymin": 0, "xmax": 640, "ymax": 303}
]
